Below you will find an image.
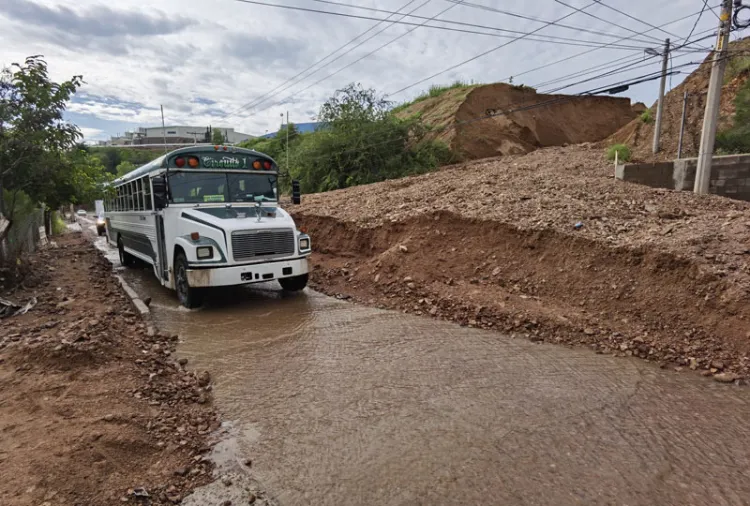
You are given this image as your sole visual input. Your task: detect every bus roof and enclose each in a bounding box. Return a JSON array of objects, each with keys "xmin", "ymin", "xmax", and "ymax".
[{"xmin": 112, "ymin": 145, "xmax": 276, "ymax": 186}]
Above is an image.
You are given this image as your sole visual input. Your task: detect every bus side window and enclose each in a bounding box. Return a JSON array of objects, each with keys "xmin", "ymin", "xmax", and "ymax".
[
  {"xmin": 144, "ymin": 178, "xmax": 153, "ymax": 211},
  {"xmin": 136, "ymin": 179, "xmax": 143, "ymax": 211},
  {"xmin": 128, "ymin": 182, "xmax": 135, "ymax": 211}
]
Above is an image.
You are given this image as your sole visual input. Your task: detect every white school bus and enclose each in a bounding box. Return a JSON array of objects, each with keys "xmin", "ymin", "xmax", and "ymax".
[{"xmin": 104, "ymin": 145, "xmax": 311, "ymax": 308}]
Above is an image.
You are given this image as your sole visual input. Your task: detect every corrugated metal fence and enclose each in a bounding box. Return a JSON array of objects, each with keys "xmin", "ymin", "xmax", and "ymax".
[{"xmin": 0, "ymin": 209, "xmax": 45, "ymax": 265}]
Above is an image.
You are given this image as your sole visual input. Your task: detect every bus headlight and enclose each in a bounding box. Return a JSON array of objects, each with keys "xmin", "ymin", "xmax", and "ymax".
[
  {"xmin": 299, "ymin": 237, "xmax": 311, "ymax": 251},
  {"xmin": 197, "ymin": 246, "xmax": 214, "ymax": 259}
]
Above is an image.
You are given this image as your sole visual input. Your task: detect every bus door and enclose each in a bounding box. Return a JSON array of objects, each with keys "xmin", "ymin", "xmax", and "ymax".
[{"xmin": 155, "ymin": 213, "xmax": 169, "ymax": 282}]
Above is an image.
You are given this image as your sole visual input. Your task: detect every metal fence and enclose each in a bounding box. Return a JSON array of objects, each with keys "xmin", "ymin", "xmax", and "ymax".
[{"xmin": 0, "ymin": 209, "xmax": 45, "ymax": 265}]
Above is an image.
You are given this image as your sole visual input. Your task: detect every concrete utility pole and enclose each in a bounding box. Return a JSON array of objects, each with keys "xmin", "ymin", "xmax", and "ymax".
[
  {"xmin": 286, "ymin": 111, "xmax": 290, "ymax": 170},
  {"xmin": 694, "ymin": 0, "xmax": 733, "ymax": 194},
  {"xmin": 652, "ymin": 38, "xmax": 670, "ymax": 154},
  {"xmin": 677, "ymin": 91, "xmax": 689, "ymax": 159}
]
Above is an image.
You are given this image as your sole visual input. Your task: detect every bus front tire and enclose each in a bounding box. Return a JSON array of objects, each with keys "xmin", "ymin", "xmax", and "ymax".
[
  {"xmin": 118, "ymin": 237, "xmax": 134, "ymax": 267},
  {"xmin": 279, "ymin": 273, "xmax": 308, "ymax": 292},
  {"xmin": 175, "ymin": 253, "xmax": 203, "ymax": 309}
]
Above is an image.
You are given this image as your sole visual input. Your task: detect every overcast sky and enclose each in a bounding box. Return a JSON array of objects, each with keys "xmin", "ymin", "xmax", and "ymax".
[{"xmin": 0, "ymin": 0, "xmax": 729, "ymax": 142}]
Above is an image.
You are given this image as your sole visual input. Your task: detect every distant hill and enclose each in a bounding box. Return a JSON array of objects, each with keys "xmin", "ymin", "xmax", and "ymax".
[{"xmin": 261, "ymin": 122, "xmax": 321, "ymax": 138}]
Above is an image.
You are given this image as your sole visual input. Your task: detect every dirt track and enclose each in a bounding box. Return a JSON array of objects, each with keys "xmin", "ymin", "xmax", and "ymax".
[
  {"xmin": 293, "ymin": 144, "xmax": 750, "ymax": 380},
  {"xmin": 0, "ymin": 234, "xmax": 218, "ymax": 505}
]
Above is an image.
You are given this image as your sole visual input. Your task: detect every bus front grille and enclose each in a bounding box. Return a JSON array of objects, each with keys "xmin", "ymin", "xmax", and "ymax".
[{"xmin": 231, "ymin": 228, "xmax": 295, "ymax": 261}]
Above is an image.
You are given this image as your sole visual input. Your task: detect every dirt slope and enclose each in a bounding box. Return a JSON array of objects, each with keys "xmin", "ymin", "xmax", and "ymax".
[
  {"xmin": 293, "ymin": 144, "xmax": 750, "ymax": 381},
  {"xmin": 397, "ymin": 83, "xmax": 638, "ymax": 160},
  {"xmin": 609, "ymin": 37, "xmax": 750, "ymax": 161}
]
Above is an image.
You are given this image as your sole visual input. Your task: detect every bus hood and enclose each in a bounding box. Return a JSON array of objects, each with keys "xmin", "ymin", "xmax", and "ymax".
[{"xmin": 181, "ymin": 206, "xmax": 297, "ymax": 231}]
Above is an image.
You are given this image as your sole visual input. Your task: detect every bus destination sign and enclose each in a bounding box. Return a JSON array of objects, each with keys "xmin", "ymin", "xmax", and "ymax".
[{"xmin": 201, "ymin": 155, "xmax": 247, "ymax": 169}]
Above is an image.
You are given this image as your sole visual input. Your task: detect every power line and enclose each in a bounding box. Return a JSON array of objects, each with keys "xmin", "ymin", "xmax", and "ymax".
[
  {"xmin": 219, "ymin": 0, "xmax": 426, "ymax": 121},
  {"xmin": 388, "ymin": 0, "xmax": 601, "ymax": 97},
  {"xmin": 685, "ymin": 0, "xmax": 710, "ymax": 42},
  {"xmin": 553, "ymin": 0, "xmax": 665, "ymax": 44},
  {"xmin": 311, "ymin": 0, "xmax": 662, "ymax": 46},
  {"xmin": 228, "ymin": 0, "xmax": 465, "ymax": 121},
  {"xmin": 591, "ymin": 0, "xmax": 686, "ymax": 44}
]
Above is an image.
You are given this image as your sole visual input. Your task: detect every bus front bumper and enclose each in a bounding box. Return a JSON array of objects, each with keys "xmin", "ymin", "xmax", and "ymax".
[{"xmin": 186, "ymin": 257, "xmax": 309, "ymax": 288}]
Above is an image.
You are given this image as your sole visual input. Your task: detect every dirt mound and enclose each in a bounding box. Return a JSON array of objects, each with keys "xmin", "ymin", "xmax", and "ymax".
[
  {"xmin": 0, "ymin": 234, "xmax": 219, "ymax": 505},
  {"xmin": 609, "ymin": 37, "xmax": 750, "ymax": 161},
  {"xmin": 293, "ymin": 143, "xmax": 750, "ymax": 381},
  {"xmin": 397, "ymin": 83, "xmax": 637, "ymax": 160}
]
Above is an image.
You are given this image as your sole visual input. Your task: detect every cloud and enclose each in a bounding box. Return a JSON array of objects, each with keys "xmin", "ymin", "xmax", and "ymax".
[
  {"xmin": 79, "ymin": 127, "xmax": 106, "ymax": 141},
  {"xmin": 1, "ymin": 0, "xmax": 194, "ymax": 38},
  {"xmin": 0, "ymin": 0, "xmax": 713, "ymax": 141}
]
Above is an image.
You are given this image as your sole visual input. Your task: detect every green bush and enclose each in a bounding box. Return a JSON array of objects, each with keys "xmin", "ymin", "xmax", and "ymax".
[
  {"xmin": 715, "ymin": 77, "xmax": 750, "ymax": 154},
  {"xmin": 607, "ymin": 144, "xmax": 631, "ymax": 162},
  {"xmin": 51, "ymin": 211, "xmax": 66, "ymax": 235},
  {"xmin": 640, "ymin": 108, "xmax": 653, "ymax": 124}
]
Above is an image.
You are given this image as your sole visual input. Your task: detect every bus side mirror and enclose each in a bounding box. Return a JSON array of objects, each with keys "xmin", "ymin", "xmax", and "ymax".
[
  {"xmin": 152, "ymin": 176, "xmax": 168, "ymax": 209},
  {"xmin": 292, "ymin": 180, "xmax": 301, "ymax": 205}
]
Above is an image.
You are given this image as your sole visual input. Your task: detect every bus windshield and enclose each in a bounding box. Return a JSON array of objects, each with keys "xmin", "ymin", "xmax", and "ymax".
[{"xmin": 169, "ymin": 171, "xmax": 278, "ymax": 204}]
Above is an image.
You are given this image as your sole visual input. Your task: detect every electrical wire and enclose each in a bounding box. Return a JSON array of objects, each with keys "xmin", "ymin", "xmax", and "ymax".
[
  {"xmin": 219, "ymin": 0, "xmax": 423, "ymax": 121},
  {"xmin": 391, "ymin": 6, "xmax": 721, "ymax": 99},
  {"xmin": 591, "ymin": 0, "xmax": 686, "ymax": 43},
  {"xmin": 311, "ymin": 0, "xmax": 662, "ymax": 46},
  {"xmin": 388, "ymin": 0, "xmax": 601, "ymax": 97},
  {"xmin": 220, "ymin": 0, "xmax": 428, "ymax": 121},
  {"xmin": 553, "ymin": 0, "xmax": 665, "ymax": 44},
  {"xmin": 685, "ymin": 0, "xmax": 710, "ymax": 42}
]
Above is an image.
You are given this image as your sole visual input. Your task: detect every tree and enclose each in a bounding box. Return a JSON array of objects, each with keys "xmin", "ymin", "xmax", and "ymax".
[
  {"xmin": 212, "ymin": 128, "xmax": 225, "ymax": 145},
  {"xmin": 116, "ymin": 161, "xmax": 136, "ymax": 177},
  {"xmin": 0, "ymin": 56, "xmax": 111, "ymax": 239},
  {"xmin": 286, "ymin": 83, "xmax": 451, "ymax": 193},
  {"xmin": 0, "ymin": 56, "xmax": 83, "ymax": 233}
]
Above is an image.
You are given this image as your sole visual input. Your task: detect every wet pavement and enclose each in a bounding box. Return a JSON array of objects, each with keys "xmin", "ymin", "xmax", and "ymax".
[{"xmin": 98, "ymin": 236, "xmax": 750, "ymax": 506}]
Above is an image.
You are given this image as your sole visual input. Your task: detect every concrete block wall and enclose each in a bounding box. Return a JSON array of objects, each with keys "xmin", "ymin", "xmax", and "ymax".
[{"xmin": 617, "ymin": 154, "xmax": 750, "ymax": 202}]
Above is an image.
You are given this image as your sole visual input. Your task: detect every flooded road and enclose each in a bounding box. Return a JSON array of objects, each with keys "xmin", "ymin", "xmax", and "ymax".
[{"xmin": 107, "ymin": 244, "xmax": 750, "ymax": 506}]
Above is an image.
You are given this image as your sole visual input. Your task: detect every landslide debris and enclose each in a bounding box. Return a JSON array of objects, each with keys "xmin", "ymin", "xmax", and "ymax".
[
  {"xmin": 0, "ymin": 233, "xmax": 219, "ymax": 505},
  {"xmin": 293, "ymin": 143, "xmax": 750, "ymax": 381},
  {"xmin": 609, "ymin": 37, "xmax": 750, "ymax": 161},
  {"xmin": 396, "ymin": 82, "xmax": 637, "ymax": 160}
]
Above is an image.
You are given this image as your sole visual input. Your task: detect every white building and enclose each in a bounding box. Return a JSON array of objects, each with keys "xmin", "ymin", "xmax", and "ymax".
[{"xmin": 99, "ymin": 126, "xmax": 254, "ymax": 146}]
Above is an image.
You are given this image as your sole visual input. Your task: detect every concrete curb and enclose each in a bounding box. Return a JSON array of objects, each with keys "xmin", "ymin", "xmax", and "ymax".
[{"xmin": 113, "ymin": 275, "xmax": 156, "ymax": 336}]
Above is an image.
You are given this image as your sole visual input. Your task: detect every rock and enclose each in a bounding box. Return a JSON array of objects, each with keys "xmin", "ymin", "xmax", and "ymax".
[
  {"xmin": 713, "ymin": 372, "xmax": 739, "ymax": 383},
  {"xmin": 710, "ymin": 360, "xmax": 725, "ymax": 371},
  {"xmin": 103, "ymin": 414, "xmax": 115, "ymax": 422},
  {"xmin": 143, "ymin": 297, "xmax": 152, "ymax": 307},
  {"xmin": 689, "ymin": 357, "xmax": 698, "ymax": 370},
  {"xmin": 583, "ymin": 328, "xmax": 595, "ymax": 335},
  {"xmin": 178, "ymin": 358, "xmax": 189, "ymax": 367},
  {"xmin": 247, "ymin": 493, "xmax": 257, "ymax": 504},
  {"xmin": 619, "ymin": 343, "xmax": 629, "ymax": 351},
  {"xmin": 374, "ymin": 274, "xmax": 380, "ymax": 283},
  {"xmin": 222, "ymin": 501, "xmax": 232, "ymax": 506},
  {"xmin": 491, "ymin": 267, "xmax": 501, "ymax": 276},
  {"xmin": 244, "ymin": 459, "xmax": 253, "ymax": 467},
  {"xmin": 222, "ymin": 475, "xmax": 233, "ymax": 486},
  {"xmin": 173, "ymin": 468, "xmax": 188, "ymax": 477},
  {"xmin": 406, "ymin": 282, "xmax": 416, "ymax": 290},
  {"xmin": 429, "ymin": 306, "xmax": 438, "ymax": 316},
  {"xmin": 403, "ymin": 276, "xmax": 413, "ymax": 283},
  {"xmin": 399, "ymin": 244, "xmax": 408, "ymax": 253},
  {"xmin": 197, "ymin": 371, "xmax": 211, "ymax": 387}
]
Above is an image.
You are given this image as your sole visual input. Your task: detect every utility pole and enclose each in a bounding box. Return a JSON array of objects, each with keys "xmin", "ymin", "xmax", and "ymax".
[
  {"xmin": 652, "ymin": 38, "xmax": 670, "ymax": 154},
  {"xmin": 695, "ymin": 0, "xmax": 733, "ymax": 194},
  {"xmin": 677, "ymin": 92, "xmax": 689, "ymax": 159},
  {"xmin": 286, "ymin": 111, "xmax": 290, "ymax": 170}
]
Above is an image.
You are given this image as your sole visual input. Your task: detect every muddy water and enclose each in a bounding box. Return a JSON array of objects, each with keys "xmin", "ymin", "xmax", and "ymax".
[{"xmin": 114, "ymin": 259, "xmax": 750, "ymax": 506}]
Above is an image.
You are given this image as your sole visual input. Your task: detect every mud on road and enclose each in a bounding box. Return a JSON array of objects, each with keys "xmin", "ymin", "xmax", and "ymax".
[
  {"xmin": 293, "ymin": 144, "xmax": 750, "ymax": 381},
  {"xmin": 0, "ymin": 233, "xmax": 219, "ymax": 506}
]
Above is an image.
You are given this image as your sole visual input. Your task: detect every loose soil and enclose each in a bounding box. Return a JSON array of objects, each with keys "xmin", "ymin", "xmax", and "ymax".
[
  {"xmin": 292, "ymin": 143, "xmax": 750, "ymax": 381},
  {"xmin": 0, "ymin": 233, "xmax": 219, "ymax": 505},
  {"xmin": 397, "ymin": 83, "xmax": 637, "ymax": 160},
  {"xmin": 609, "ymin": 37, "xmax": 750, "ymax": 162}
]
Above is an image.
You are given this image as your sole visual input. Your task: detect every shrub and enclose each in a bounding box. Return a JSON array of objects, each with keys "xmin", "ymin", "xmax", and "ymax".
[
  {"xmin": 51, "ymin": 211, "xmax": 67, "ymax": 235},
  {"xmin": 640, "ymin": 108, "xmax": 653, "ymax": 124},
  {"xmin": 607, "ymin": 144, "xmax": 631, "ymax": 162}
]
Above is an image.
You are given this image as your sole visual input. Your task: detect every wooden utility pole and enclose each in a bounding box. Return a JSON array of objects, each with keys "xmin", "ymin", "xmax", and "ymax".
[{"xmin": 694, "ymin": 0, "xmax": 733, "ymax": 194}]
